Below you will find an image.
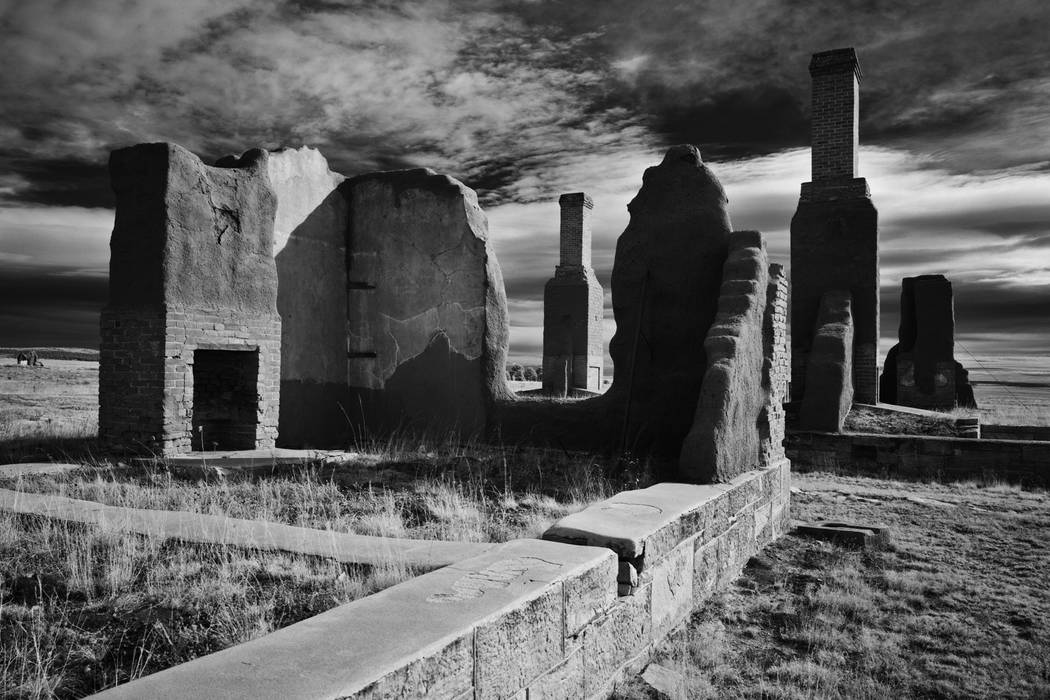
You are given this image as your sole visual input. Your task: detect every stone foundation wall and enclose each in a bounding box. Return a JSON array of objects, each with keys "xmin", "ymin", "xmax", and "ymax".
[
  {"xmin": 94, "ymin": 461, "xmax": 790, "ymax": 700},
  {"xmin": 787, "ymin": 431, "xmax": 1050, "ymax": 487}
]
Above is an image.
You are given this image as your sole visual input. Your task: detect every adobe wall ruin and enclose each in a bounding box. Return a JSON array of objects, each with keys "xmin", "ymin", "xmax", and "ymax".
[
  {"xmin": 267, "ymin": 147, "xmax": 351, "ymax": 446},
  {"xmin": 99, "ymin": 144, "xmax": 281, "ymax": 455},
  {"xmin": 498, "ymin": 145, "xmax": 789, "ymax": 484},
  {"xmin": 99, "ymin": 138, "xmax": 787, "ymax": 482},
  {"xmin": 343, "ymin": 168, "xmax": 511, "ymax": 438},
  {"xmin": 880, "ymin": 274, "xmax": 977, "ymax": 409}
]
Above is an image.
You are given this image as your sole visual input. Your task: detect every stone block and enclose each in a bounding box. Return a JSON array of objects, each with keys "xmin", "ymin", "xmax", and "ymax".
[
  {"xmin": 564, "ymin": 551, "xmax": 618, "ymax": 637},
  {"xmin": 582, "ymin": 583, "xmax": 652, "ymax": 692},
  {"xmin": 475, "ymin": 586, "xmax": 564, "ymax": 697},
  {"xmin": 543, "ymin": 481, "xmax": 730, "ymax": 567},
  {"xmin": 649, "ymin": 539, "xmax": 694, "ymax": 638},
  {"xmin": 524, "ymin": 645, "xmax": 586, "ymax": 700},
  {"xmin": 692, "ymin": 538, "xmax": 720, "ymax": 604}
]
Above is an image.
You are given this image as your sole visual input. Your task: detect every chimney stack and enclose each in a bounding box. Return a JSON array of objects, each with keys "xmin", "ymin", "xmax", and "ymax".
[
  {"xmin": 558, "ymin": 192, "xmax": 593, "ymax": 269},
  {"xmin": 809, "ymin": 48, "xmax": 862, "ymax": 182}
]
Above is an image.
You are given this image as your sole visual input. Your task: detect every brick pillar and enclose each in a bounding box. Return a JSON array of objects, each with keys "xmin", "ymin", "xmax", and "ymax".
[
  {"xmin": 543, "ymin": 193, "xmax": 604, "ymax": 394},
  {"xmin": 559, "ymin": 192, "xmax": 592, "ymax": 268},
  {"xmin": 809, "ymin": 48, "xmax": 860, "ymax": 182},
  {"xmin": 790, "ymin": 47, "xmax": 880, "ymax": 405}
]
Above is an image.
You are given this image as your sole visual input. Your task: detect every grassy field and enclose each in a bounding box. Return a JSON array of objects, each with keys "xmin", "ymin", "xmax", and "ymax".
[
  {"xmin": 1, "ymin": 513, "xmax": 418, "ymax": 699},
  {"xmin": 618, "ymin": 473, "xmax": 1050, "ymax": 699},
  {"xmin": 3, "ymin": 353, "xmax": 1050, "ymax": 698}
]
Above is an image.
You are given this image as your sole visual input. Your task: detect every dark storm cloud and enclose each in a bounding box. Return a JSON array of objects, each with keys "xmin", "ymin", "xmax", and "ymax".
[{"xmin": 1, "ymin": 0, "xmax": 1048, "ymax": 358}]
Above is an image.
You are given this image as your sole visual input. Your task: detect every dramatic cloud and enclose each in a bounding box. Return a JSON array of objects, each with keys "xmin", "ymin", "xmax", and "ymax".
[{"xmin": 0, "ymin": 0, "xmax": 1046, "ymax": 370}]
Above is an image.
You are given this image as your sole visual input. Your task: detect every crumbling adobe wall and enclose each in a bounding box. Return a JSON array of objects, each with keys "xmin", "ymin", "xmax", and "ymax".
[
  {"xmin": 680, "ymin": 231, "xmax": 769, "ymax": 482},
  {"xmin": 267, "ymin": 147, "xmax": 352, "ymax": 446},
  {"xmin": 604, "ymin": 144, "xmax": 732, "ymax": 463},
  {"xmin": 344, "ymin": 168, "xmax": 511, "ymax": 438},
  {"xmin": 880, "ymin": 274, "xmax": 976, "ymax": 410},
  {"xmin": 800, "ymin": 290, "xmax": 854, "ymax": 432},
  {"xmin": 100, "ymin": 143, "xmax": 281, "ymax": 454}
]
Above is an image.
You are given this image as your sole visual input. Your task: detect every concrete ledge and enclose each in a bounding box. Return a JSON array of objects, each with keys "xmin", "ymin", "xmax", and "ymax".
[
  {"xmin": 91, "ymin": 538, "xmax": 616, "ymax": 699},
  {"xmin": 0, "ymin": 488, "xmax": 493, "ymax": 569}
]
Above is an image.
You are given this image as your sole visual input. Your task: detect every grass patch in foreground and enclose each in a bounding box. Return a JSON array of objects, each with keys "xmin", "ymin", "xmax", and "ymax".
[
  {"xmin": 1, "ymin": 513, "xmax": 418, "ymax": 700},
  {"xmin": 616, "ymin": 473, "xmax": 1050, "ymax": 699},
  {"xmin": 3, "ymin": 441, "xmax": 637, "ymax": 543}
]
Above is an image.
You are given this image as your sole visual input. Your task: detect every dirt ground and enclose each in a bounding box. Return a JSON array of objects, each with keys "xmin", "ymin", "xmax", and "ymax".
[{"xmin": 618, "ymin": 472, "xmax": 1050, "ymax": 699}]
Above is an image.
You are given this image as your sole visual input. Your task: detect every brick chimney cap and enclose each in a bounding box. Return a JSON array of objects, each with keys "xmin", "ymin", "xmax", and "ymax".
[
  {"xmin": 558, "ymin": 192, "xmax": 593, "ymax": 209},
  {"xmin": 809, "ymin": 48, "xmax": 862, "ymax": 81}
]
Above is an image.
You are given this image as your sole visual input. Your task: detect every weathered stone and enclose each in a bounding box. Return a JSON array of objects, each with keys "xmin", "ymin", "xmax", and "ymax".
[
  {"xmin": 879, "ymin": 274, "xmax": 976, "ymax": 410},
  {"xmin": 582, "ymin": 583, "xmax": 653, "ymax": 692},
  {"xmin": 543, "ymin": 192, "xmax": 604, "ymax": 395},
  {"xmin": 604, "ymin": 144, "xmax": 732, "ymax": 464},
  {"xmin": 344, "ymin": 168, "xmax": 511, "ymax": 438},
  {"xmin": 800, "ymin": 290, "xmax": 854, "ymax": 431},
  {"xmin": 267, "ymin": 146, "xmax": 352, "ymax": 446},
  {"xmin": 649, "ymin": 539, "xmax": 694, "ymax": 637},
  {"xmin": 100, "ymin": 143, "xmax": 281, "ymax": 454},
  {"xmin": 791, "ymin": 48, "xmax": 879, "ymax": 405},
  {"xmin": 639, "ymin": 662, "xmax": 686, "ymax": 700},
  {"xmin": 90, "ymin": 538, "xmax": 613, "ymax": 700},
  {"xmin": 542, "ymin": 481, "xmax": 732, "ymax": 564},
  {"xmin": 794, "ymin": 520, "xmax": 888, "ymax": 548},
  {"xmin": 680, "ymin": 231, "xmax": 770, "ymax": 482}
]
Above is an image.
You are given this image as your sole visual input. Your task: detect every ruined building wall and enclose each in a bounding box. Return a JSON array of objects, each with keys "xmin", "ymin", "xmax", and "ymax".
[
  {"xmin": 267, "ymin": 147, "xmax": 352, "ymax": 446},
  {"xmin": 880, "ymin": 274, "xmax": 976, "ymax": 409},
  {"xmin": 542, "ymin": 192, "xmax": 604, "ymax": 394},
  {"xmin": 790, "ymin": 48, "xmax": 879, "ymax": 405},
  {"xmin": 680, "ymin": 231, "xmax": 770, "ymax": 482},
  {"xmin": 343, "ymin": 169, "xmax": 510, "ymax": 438},
  {"xmin": 605, "ymin": 145, "xmax": 733, "ymax": 465},
  {"xmin": 100, "ymin": 144, "xmax": 281, "ymax": 454}
]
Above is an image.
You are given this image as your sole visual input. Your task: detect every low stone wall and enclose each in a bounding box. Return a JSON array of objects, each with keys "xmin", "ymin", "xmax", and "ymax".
[
  {"xmin": 787, "ymin": 431, "xmax": 1050, "ymax": 486},
  {"xmin": 981, "ymin": 424, "xmax": 1050, "ymax": 442},
  {"xmin": 91, "ymin": 460, "xmax": 790, "ymax": 699}
]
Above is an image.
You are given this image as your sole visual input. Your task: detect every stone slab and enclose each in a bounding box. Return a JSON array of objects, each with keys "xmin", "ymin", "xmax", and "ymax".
[
  {"xmin": 0, "ymin": 488, "xmax": 492, "ymax": 570},
  {"xmin": 134, "ymin": 448, "xmax": 348, "ymax": 475},
  {"xmin": 542, "ymin": 481, "xmax": 731, "ymax": 562},
  {"xmin": 90, "ymin": 538, "xmax": 615, "ymax": 700},
  {"xmin": 793, "ymin": 520, "xmax": 888, "ymax": 548},
  {"xmin": 541, "ymin": 466, "xmax": 780, "ymax": 565},
  {"xmin": 0, "ymin": 462, "xmax": 82, "ymax": 478}
]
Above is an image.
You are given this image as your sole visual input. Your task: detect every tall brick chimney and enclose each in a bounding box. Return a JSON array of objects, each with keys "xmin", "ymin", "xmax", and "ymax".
[
  {"xmin": 790, "ymin": 47, "xmax": 880, "ymax": 406},
  {"xmin": 558, "ymin": 192, "xmax": 593, "ymax": 269},
  {"xmin": 543, "ymin": 192, "xmax": 604, "ymax": 395},
  {"xmin": 809, "ymin": 48, "xmax": 861, "ymax": 182}
]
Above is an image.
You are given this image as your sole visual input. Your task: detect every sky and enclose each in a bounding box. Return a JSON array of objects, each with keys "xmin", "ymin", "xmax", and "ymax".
[{"xmin": 1, "ymin": 0, "xmax": 1048, "ymax": 374}]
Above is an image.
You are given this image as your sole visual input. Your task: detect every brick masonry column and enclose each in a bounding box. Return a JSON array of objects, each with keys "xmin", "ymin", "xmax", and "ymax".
[
  {"xmin": 543, "ymin": 193, "xmax": 604, "ymax": 394},
  {"xmin": 790, "ymin": 48, "xmax": 880, "ymax": 405}
]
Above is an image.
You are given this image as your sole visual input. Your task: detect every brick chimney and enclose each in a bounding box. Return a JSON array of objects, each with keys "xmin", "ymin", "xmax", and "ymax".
[
  {"xmin": 809, "ymin": 48, "xmax": 862, "ymax": 182},
  {"xmin": 558, "ymin": 192, "xmax": 593, "ymax": 269}
]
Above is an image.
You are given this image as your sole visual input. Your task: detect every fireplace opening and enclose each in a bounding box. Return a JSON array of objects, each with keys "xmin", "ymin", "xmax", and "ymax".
[{"xmin": 191, "ymin": 348, "xmax": 259, "ymax": 451}]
